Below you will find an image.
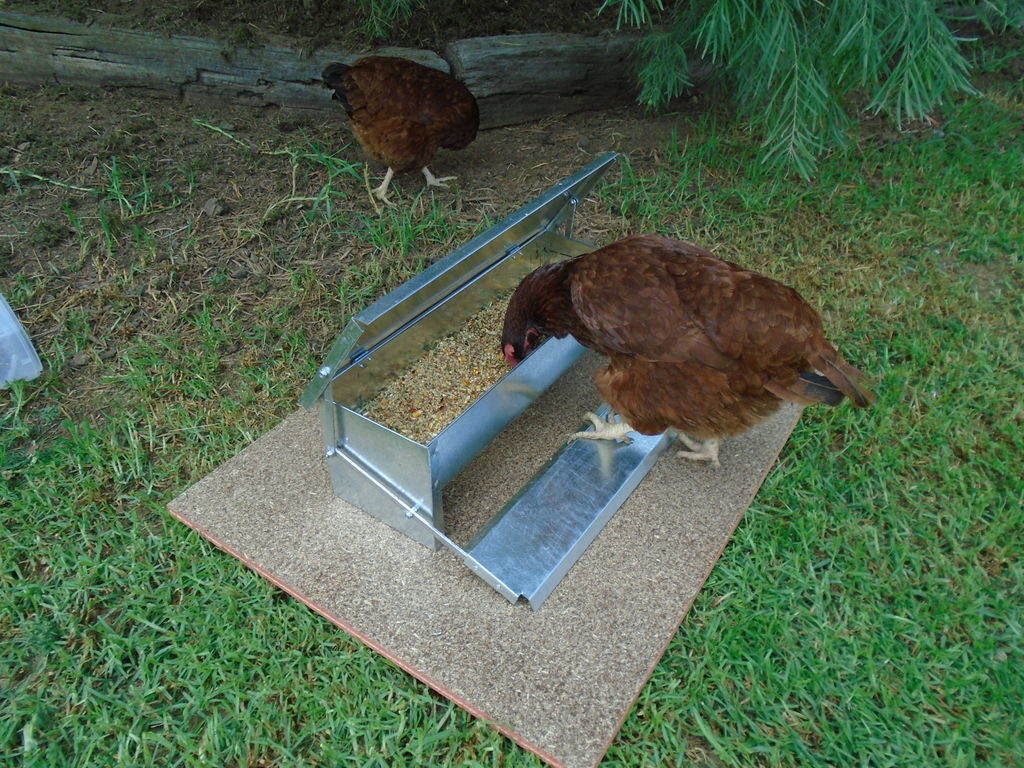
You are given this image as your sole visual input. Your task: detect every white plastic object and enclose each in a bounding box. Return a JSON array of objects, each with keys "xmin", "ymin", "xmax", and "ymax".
[{"xmin": 0, "ymin": 292, "xmax": 42, "ymax": 387}]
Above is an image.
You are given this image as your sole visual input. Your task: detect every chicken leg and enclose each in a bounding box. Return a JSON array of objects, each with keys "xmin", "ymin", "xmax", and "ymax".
[
  {"xmin": 422, "ymin": 166, "xmax": 456, "ymax": 188},
  {"xmin": 371, "ymin": 166, "xmax": 454, "ymax": 203},
  {"xmin": 370, "ymin": 167, "xmax": 395, "ymax": 202},
  {"xmin": 570, "ymin": 411, "xmax": 635, "ymax": 444},
  {"xmin": 676, "ymin": 434, "xmax": 720, "ymax": 467}
]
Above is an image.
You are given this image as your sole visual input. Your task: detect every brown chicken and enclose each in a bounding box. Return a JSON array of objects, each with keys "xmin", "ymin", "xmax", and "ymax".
[
  {"xmin": 321, "ymin": 57, "xmax": 479, "ymax": 202},
  {"xmin": 501, "ymin": 235, "xmax": 875, "ymax": 466}
]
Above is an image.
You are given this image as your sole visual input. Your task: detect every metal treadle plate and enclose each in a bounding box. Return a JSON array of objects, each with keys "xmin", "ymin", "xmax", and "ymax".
[{"xmin": 467, "ymin": 407, "xmax": 674, "ymax": 609}]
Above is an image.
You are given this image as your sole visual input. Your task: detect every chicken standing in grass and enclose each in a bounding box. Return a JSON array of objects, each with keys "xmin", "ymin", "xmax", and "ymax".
[
  {"xmin": 321, "ymin": 56, "xmax": 479, "ymax": 203},
  {"xmin": 501, "ymin": 235, "xmax": 875, "ymax": 466}
]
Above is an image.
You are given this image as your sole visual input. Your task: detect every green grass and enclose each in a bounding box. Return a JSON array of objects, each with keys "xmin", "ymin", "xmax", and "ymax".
[{"xmin": 3, "ymin": 78, "xmax": 1023, "ymax": 768}]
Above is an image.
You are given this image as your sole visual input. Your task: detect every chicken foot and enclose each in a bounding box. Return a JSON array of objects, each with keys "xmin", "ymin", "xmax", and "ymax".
[
  {"xmin": 571, "ymin": 416, "xmax": 721, "ymax": 466},
  {"xmin": 369, "ymin": 166, "xmax": 396, "ymax": 203},
  {"xmin": 570, "ymin": 411, "xmax": 635, "ymax": 444},
  {"xmin": 675, "ymin": 433, "xmax": 721, "ymax": 467},
  {"xmin": 422, "ymin": 166, "xmax": 457, "ymax": 188},
  {"xmin": 367, "ymin": 166, "xmax": 455, "ymax": 204}
]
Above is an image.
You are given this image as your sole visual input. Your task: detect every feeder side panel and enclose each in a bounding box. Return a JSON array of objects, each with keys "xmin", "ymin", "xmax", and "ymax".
[{"xmin": 328, "ymin": 405, "xmax": 438, "ymax": 548}]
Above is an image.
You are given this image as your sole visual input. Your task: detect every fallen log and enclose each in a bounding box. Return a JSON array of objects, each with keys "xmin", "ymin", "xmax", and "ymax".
[
  {"xmin": 0, "ymin": 11, "xmax": 439, "ymax": 109},
  {"xmin": 8, "ymin": 4, "xmax": 989, "ymax": 132},
  {"xmin": 0, "ymin": 11, "xmax": 666, "ymax": 128},
  {"xmin": 444, "ymin": 32, "xmax": 643, "ymax": 127}
]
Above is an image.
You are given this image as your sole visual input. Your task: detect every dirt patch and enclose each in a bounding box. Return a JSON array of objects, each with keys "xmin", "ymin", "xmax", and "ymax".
[{"xmin": 0, "ymin": 68, "xmax": 689, "ymax": 434}]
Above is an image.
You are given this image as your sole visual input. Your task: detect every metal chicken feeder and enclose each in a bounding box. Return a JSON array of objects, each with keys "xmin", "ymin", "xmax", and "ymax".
[{"xmin": 301, "ymin": 153, "xmax": 673, "ymax": 609}]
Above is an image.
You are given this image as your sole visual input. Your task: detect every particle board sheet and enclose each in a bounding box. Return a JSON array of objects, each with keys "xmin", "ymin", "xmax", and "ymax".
[{"xmin": 168, "ymin": 354, "xmax": 801, "ymax": 768}]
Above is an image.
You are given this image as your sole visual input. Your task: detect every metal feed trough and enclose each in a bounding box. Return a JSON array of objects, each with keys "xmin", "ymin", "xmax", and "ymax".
[{"xmin": 301, "ymin": 153, "xmax": 673, "ymax": 609}]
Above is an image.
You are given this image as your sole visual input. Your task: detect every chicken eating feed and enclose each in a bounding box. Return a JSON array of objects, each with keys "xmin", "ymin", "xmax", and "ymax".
[{"xmin": 301, "ymin": 154, "xmax": 674, "ymax": 609}]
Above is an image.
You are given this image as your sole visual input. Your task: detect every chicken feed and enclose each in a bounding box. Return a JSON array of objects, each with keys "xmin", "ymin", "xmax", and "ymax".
[{"xmin": 360, "ymin": 296, "xmax": 511, "ymax": 442}]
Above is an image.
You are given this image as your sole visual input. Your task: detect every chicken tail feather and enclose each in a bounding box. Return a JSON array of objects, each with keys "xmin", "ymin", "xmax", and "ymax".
[
  {"xmin": 809, "ymin": 351, "xmax": 876, "ymax": 408},
  {"xmin": 800, "ymin": 372, "xmax": 845, "ymax": 405},
  {"xmin": 765, "ymin": 374, "xmax": 841, "ymax": 406}
]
